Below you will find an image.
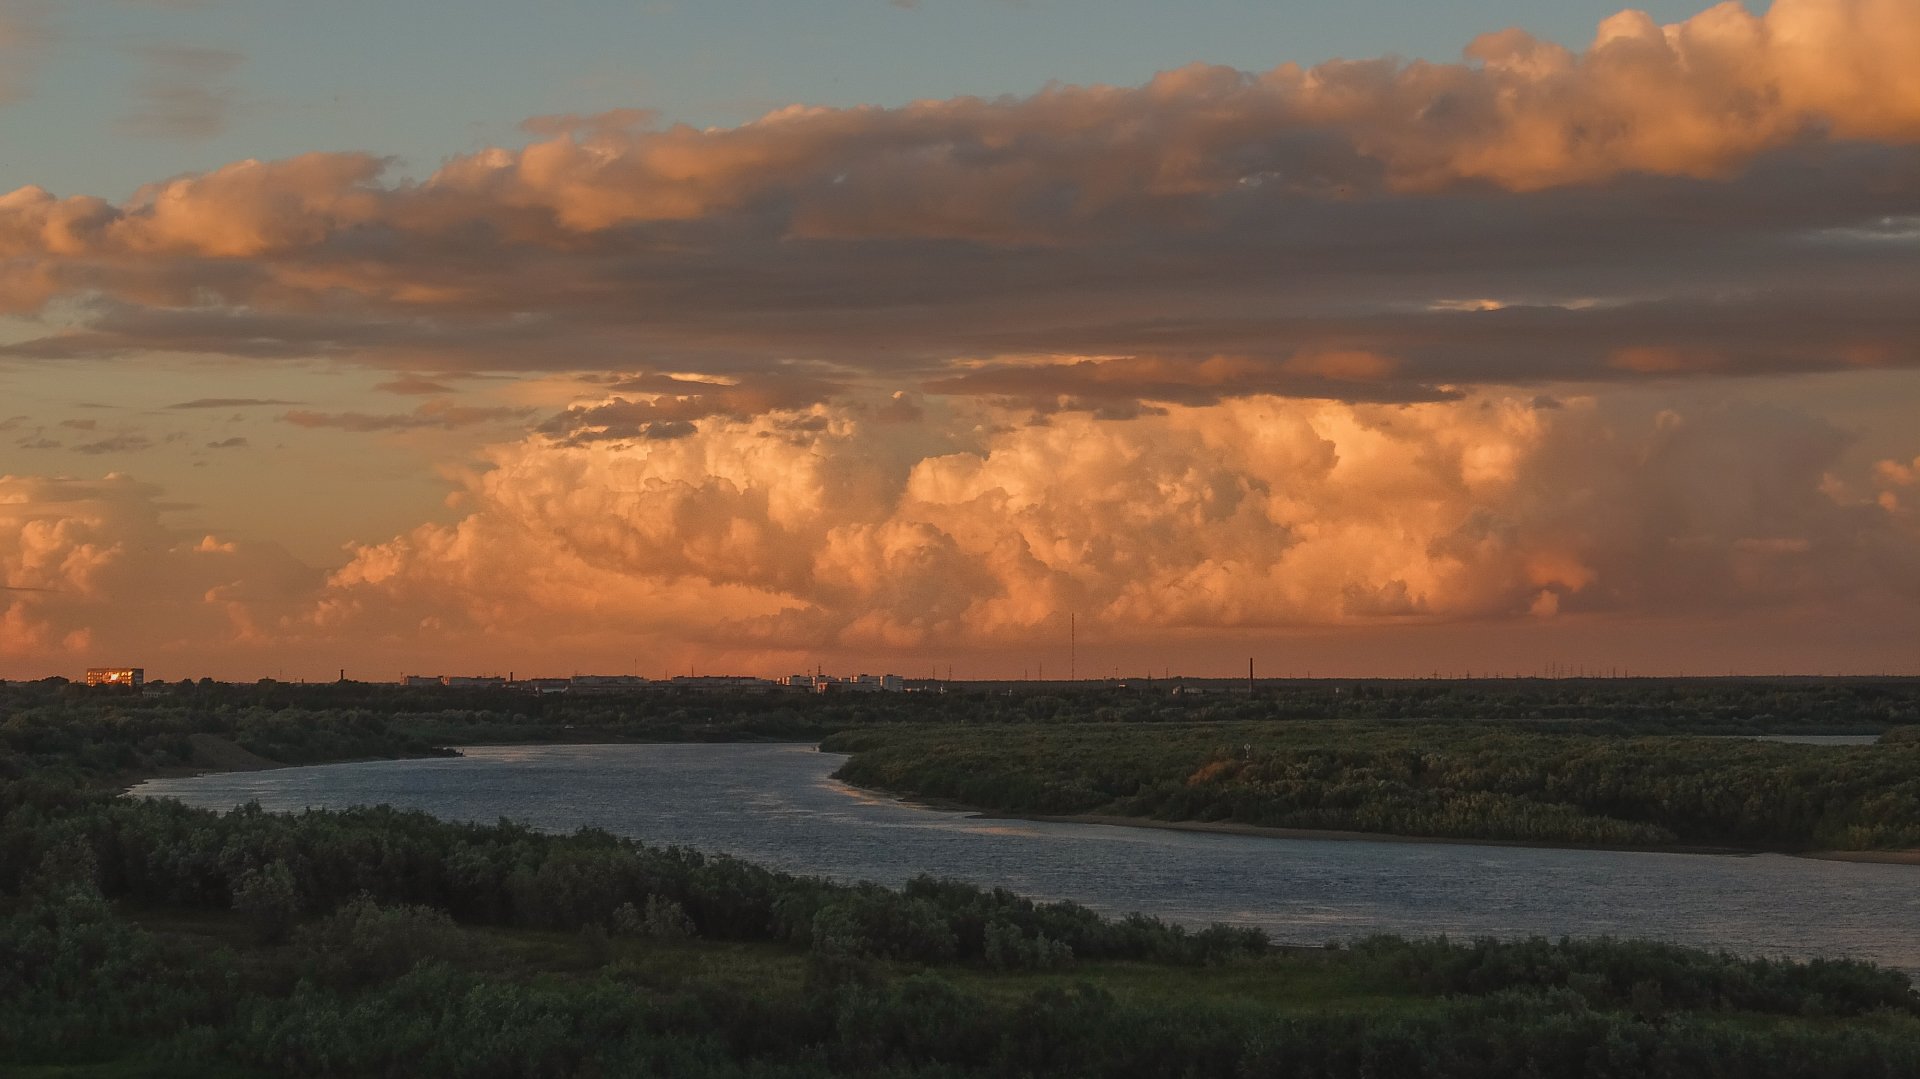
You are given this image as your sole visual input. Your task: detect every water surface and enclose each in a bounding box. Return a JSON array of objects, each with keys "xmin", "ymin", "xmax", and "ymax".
[{"xmin": 133, "ymin": 743, "xmax": 1920, "ymax": 969}]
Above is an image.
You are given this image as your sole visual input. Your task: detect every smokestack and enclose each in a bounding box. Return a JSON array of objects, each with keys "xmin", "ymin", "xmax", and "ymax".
[{"xmin": 1248, "ymin": 657, "xmax": 1255, "ymax": 695}]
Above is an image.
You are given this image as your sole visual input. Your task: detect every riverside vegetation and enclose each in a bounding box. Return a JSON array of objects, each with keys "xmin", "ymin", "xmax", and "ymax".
[
  {"xmin": 824, "ymin": 721, "xmax": 1920, "ymax": 851},
  {"xmin": 7, "ymin": 677, "xmax": 1920, "ymax": 1075}
]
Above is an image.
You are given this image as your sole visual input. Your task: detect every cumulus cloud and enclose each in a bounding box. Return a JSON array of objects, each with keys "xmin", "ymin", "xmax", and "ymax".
[
  {"xmin": 0, "ymin": 473, "xmax": 315, "ymax": 662},
  {"xmin": 4, "ymin": 388, "xmax": 1916, "ymax": 675},
  {"xmin": 539, "ymin": 372, "xmax": 839, "ymax": 443},
  {"xmin": 4, "ymin": 0, "xmax": 1920, "ymax": 676},
  {"xmin": 0, "ymin": 0, "xmax": 1914, "ymax": 405},
  {"xmin": 308, "ymin": 392, "xmax": 1920, "ymax": 659}
]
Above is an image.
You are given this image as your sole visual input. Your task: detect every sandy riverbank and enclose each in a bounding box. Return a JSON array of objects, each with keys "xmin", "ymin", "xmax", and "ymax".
[
  {"xmin": 975, "ymin": 809, "xmax": 1753, "ymax": 857},
  {"xmin": 1004, "ymin": 811, "xmax": 1920, "ymax": 864}
]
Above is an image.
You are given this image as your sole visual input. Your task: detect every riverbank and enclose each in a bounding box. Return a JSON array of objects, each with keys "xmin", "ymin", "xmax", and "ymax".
[
  {"xmin": 992, "ymin": 810, "xmax": 1754, "ymax": 856},
  {"xmin": 871, "ymin": 788, "xmax": 1755, "ymax": 857},
  {"xmin": 115, "ymin": 732, "xmax": 459, "ymax": 793},
  {"xmin": 117, "ymin": 731, "xmax": 808, "ymax": 792},
  {"xmin": 867, "ymin": 784, "xmax": 1920, "ymax": 863},
  {"xmin": 1797, "ymin": 849, "xmax": 1920, "ymax": 865},
  {"xmin": 1026, "ymin": 811, "xmax": 1920, "ymax": 864}
]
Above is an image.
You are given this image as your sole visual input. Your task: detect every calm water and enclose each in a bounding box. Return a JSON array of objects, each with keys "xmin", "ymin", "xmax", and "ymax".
[{"xmin": 132, "ymin": 743, "xmax": 1920, "ymax": 970}]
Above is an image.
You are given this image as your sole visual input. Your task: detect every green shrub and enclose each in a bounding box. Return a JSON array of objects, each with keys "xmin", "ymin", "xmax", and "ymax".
[{"xmin": 293, "ymin": 894, "xmax": 463, "ymax": 988}]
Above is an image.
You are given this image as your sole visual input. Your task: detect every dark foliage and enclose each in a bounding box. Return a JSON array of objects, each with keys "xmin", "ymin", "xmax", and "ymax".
[
  {"xmin": 826, "ymin": 721, "xmax": 1920, "ymax": 849},
  {"xmin": 8, "ymin": 678, "xmax": 1920, "ymax": 1075}
]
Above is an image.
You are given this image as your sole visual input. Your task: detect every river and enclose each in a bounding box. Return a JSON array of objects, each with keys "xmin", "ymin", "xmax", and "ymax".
[{"xmin": 131, "ymin": 742, "xmax": 1920, "ymax": 970}]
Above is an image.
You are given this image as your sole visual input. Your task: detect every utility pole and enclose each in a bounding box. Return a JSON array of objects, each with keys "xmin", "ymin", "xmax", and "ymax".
[
  {"xmin": 1070, "ymin": 613, "xmax": 1076, "ymax": 683},
  {"xmin": 1248, "ymin": 657, "xmax": 1255, "ymax": 695}
]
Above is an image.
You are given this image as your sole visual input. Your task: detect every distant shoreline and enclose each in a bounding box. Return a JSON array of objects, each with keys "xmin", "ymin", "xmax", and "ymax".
[
  {"xmin": 867, "ymin": 789, "xmax": 1920, "ymax": 865},
  {"xmin": 117, "ymin": 733, "xmax": 460, "ymax": 794}
]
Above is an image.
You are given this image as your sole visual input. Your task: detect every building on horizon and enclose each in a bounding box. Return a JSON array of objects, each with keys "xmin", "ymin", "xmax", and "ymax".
[
  {"xmin": 84, "ymin": 667, "xmax": 144, "ymax": 690},
  {"xmin": 666, "ymin": 675, "xmax": 782, "ymax": 692},
  {"xmin": 401, "ymin": 674, "xmax": 507, "ymax": 688},
  {"xmin": 785, "ymin": 673, "xmax": 904, "ymax": 693},
  {"xmin": 565, "ymin": 675, "xmax": 651, "ymax": 694}
]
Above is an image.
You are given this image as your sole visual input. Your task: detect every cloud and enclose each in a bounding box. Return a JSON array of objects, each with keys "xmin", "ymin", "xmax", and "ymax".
[
  {"xmin": 372, "ymin": 376, "xmax": 456, "ymax": 395},
  {"xmin": 539, "ymin": 371, "xmax": 838, "ymax": 444},
  {"xmin": 118, "ymin": 44, "xmax": 245, "ymax": 140},
  {"xmin": 71, "ymin": 433, "xmax": 153, "ymax": 454},
  {"xmin": 0, "ymin": 0, "xmax": 1914, "ymax": 406},
  {"xmin": 280, "ymin": 399, "xmax": 533, "ymax": 432},
  {"xmin": 4, "ymin": 387, "xmax": 1916, "ymax": 674},
  {"xmin": 309, "ymin": 392, "xmax": 1920, "ymax": 659},
  {"xmin": 168, "ymin": 397, "xmax": 300, "ymax": 408},
  {"xmin": 2, "ymin": 0, "xmax": 1920, "ymax": 676},
  {"xmin": 0, "ymin": 473, "xmax": 317, "ymax": 663},
  {"xmin": 204, "ymin": 436, "xmax": 248, "ymax": 449},
  {"xmin": 922, "ymin": 353, "xmax": 1449, "ymax": 413}
]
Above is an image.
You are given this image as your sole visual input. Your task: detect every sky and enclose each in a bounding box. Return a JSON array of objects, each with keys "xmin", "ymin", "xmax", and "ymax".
[{"xmin": 3, "ymin": 0, "xmax": 1920, "ymax": 681}]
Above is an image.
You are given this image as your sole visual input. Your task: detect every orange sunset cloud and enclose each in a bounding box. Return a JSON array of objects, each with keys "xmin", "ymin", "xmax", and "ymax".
[{"xmin": 4, "ymin": 0, "xmax": 1920, "ymax": 678}]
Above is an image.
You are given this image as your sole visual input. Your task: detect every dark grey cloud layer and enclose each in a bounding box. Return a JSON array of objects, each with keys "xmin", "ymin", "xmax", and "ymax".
[{"xmin": 0, "ymin": 0, "xmax": 1916, "ymax": 416}]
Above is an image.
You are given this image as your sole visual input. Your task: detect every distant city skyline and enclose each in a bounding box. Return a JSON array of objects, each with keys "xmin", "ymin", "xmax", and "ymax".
[{"xmin": 5, "ymin": 0, "xmax": 1920, "ymax": 680}]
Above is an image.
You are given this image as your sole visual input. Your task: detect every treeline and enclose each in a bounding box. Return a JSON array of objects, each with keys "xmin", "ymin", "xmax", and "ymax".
[
  {"xmin": 8, "ymin": 791, "xmax": 1920, "ymax": 1075},
  {"xmin": 826, "ymin": 722, "xmax": 1920, "ymax": 850},
  {"xmin": 6, "ymin": 675, "xmax": 1919, "ymax": 788},
  {"xmin": 9, "ymin": 674, "xmax": 1920, "ymax": 759},
  {"xmin": 2, "ymin": 780, "xmax": 1268, "ymax": 968},
  {"xmin": 0, "ymin": 695, "xmax": 454, "ymax": 784}
]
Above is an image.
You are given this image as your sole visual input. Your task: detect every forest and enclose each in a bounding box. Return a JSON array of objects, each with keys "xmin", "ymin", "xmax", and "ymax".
[
  {"xmin": 8, "ymin": 678, "xmax": 1920, "ymax": 1074},
  {"xmin": 825, "ymin": 721, "xmax": 1920, "ymax": 850}
]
